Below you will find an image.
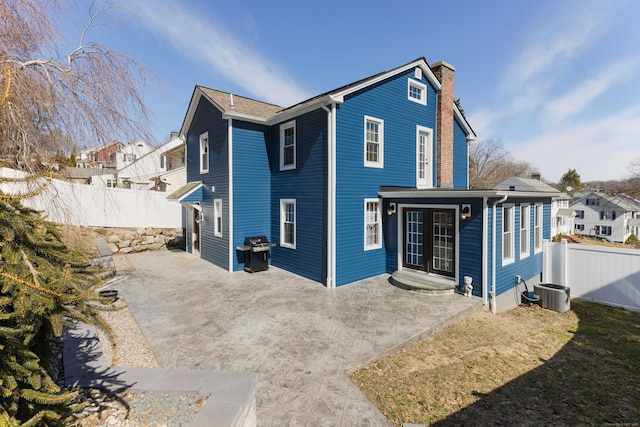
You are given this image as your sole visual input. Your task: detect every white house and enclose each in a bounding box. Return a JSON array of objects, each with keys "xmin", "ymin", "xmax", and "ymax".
[
  {"xmin": 571, "ymin": 191, "xmax": 640, "ymax": 243},
  {"xmin": 117, "ymin": 136, "xmax": 185, "ymax": 190},
  {"xmin": 494, "ymin": 177, "xmax": 573, "ymax": 237}
]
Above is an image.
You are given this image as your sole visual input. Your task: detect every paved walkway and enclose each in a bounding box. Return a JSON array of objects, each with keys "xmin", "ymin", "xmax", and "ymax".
[{"xmin": 115, "ymin": 250, "xmax": 482, "ymax": 426}]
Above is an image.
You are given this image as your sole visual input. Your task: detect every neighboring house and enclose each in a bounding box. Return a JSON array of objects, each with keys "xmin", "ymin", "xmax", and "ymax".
[
  {"xmin": 571, "ymin": 191, "xmax": 640, "ymax": 242},
  {"xmin": 495, "ymin": 177, "xmax": 574, "ymax": 237},
  {"xmin": 118, "ymin": 135, "xmax": 185, "ymax": 191},
  {"xmin": 170, "ymin": 57, "xmax": 557, "ymax": 312},
  {"xmin": 76, "ymin": 141, "xmax": 124, "ymax": 168}
]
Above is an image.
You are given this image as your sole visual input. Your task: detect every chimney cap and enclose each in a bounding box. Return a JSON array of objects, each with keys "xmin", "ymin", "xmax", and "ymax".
[{"xmin": 431, "ymin": 60, "xmax": 456, "ymax": 71}]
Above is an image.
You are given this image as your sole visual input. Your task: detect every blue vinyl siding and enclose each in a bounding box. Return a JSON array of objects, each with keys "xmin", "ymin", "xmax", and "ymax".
[
  {"xmin": 232, "ymin": 121, "xmax": 272, "ymax": 271},
  {"xmin": 186, "ymin": 97, "xmax": 229, "ymax": 269},
  {"xmin": 334, "ymin": 70, "xmax": 437, "ymax": 286},
  {"xmin": 181, "ymin": 186, "xmax": 204, "ymax": 203},
  {"xmin": 495, "ymin": 200, "xmax": 551, "ymax": 296},
  {"xmin": 271, "ymin": 109, "xmax": 328, "ymax": 283},
  {"xmin": 453, "ymin": 118, "xmax": 469, "ymax": 189}
]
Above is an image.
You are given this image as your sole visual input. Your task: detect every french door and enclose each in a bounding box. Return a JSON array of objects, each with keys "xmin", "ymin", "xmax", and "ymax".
[{"xmin": 403, "ymin": 208, "xmax": 455, "ymax": 277}]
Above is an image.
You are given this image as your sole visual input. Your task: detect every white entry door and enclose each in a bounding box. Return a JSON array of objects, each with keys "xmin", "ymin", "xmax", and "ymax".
[{"xmin": 416, "ymin": 126, "xmax": 433, "ymax": 188}]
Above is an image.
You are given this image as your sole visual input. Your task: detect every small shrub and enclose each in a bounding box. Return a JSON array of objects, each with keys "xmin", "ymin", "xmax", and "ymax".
[{"xmin": 625, "ymin": 234, "xmax": 639, "ymax": 245}]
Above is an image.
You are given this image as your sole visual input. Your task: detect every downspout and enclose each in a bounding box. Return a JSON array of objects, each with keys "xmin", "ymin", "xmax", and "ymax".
[
  {"xmin": 228, "ymin": 118, "xmax": 234, "ymax": 272},
  {"xmin": 321, "ymin": 103, "xmax": 336, "ymax": 288},
  {"xmin": 482, "ymin": 196, "xmax": 489, "ymax": 307},
  {"xmin": 491, "ymin": 194, "xmax": 508, "ymax": 314}
]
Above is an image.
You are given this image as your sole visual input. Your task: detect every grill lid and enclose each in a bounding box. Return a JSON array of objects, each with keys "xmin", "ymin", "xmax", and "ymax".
[{"xmin": 244, "ymin": 235, "xmax": 270, "ymax": 245}]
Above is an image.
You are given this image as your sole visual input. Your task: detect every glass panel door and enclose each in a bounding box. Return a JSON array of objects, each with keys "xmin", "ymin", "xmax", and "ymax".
[{"xmin": 405, "ymin": 210, "xmax": 423, "ymax": 267}]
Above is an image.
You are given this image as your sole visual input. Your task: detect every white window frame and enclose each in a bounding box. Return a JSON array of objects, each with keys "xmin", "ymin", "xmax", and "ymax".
[
  {"xmin": 534, "ymin": 203, "xmax": 543, "ymax": 253},
  {"xmin": 364, "ymin": 116, "xmax": 384, "ymax": 168},
  {"xmin": 199, "ymin": 132, "xmax": 209, "ymax": 173},
  {"xmin": 213, "ymin": 199, "xmax": 222, "ymax": 237},
  {"xmin": 364, "ymin": 198, "xmax": 382, "ymax": 250},
  {"xmin": 407, "ymin": 79, "xmax": 427, "ymax": 105},
  {"xmin": 280, "ymin": 199, "xmax": 296, "ymax": 249},
  {"xmin": 502, "ymin": 204, "xmax": 515, "ymax": 265},
  {"xmin": 416, "ymin": 126, "xmax": 433, "ymax": 189},
  {"xmin": 279, "ymin": 120, "xmax": 296, "ymax": 171},
  {"xmin": 520, "ymin": 204, "xmax": 530, "ymax": 259}
]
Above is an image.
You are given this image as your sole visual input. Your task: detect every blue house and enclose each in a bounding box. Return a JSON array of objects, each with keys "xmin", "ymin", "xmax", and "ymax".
[{"xmin": 169, "ymin": 57, "xmax": 557, "ymax": 312}]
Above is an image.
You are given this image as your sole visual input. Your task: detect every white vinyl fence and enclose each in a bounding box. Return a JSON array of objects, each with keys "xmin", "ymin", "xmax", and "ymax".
[
  {"xmin": 543, "ymin": 240, "xmax": 640, "ymax": 311},
  {"xmin": 0, "ymin": 168, "xmax": 182, "ymax": 228}
]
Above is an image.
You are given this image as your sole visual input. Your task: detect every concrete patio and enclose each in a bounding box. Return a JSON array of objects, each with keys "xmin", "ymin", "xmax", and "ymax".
[{"xmin": 110, "ymin": 249, "xmax": 483, "ymax": 426}]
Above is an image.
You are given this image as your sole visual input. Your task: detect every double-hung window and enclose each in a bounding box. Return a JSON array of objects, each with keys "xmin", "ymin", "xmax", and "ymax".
[
  {"xmin": 407, "ymin": 79, "xmax": 427, "ymax": 105},
  {"xmin": 280, "ymin": 121, "xmax": 296, "ymax": 171},
  {"xmin": 199, "ymin": 132, "xmax": 209, "ymax": 173},
  {"xmin": 213, "ymin": 199, "xmax": 222, "ymax": 237},
  {"xmin": 364, "ymin": 116, "xmax": 384, "ymax": 168},
  {"xmin": 502, "ymin": 205, "xmax": 515, "ymax": 265},
  {"xmin": 534, "ymin": 204, "xmax": 543, "ymax": 253},
  {"xmin": 280, "ymin": 199, "xmax": 296, "ymax": 249},
  {"xmin": 520, "ymin": 204, "xmax": 530, "ymax": 258},
  {"xmin": 364, "ymin": 199, "xmax": 382, "ymax": 250}
]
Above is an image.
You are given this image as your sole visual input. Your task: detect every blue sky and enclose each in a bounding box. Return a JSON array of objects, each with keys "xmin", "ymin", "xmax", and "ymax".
[{"xmin": 80, "ymin": 0, "xmax": 640, "ymax": 182}]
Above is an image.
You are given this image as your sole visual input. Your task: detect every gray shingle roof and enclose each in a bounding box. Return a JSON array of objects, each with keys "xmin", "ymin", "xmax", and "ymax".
[
  {"xmin": 166, "ymin": 181, "xmax": 202, "ymax": 201},
  {"xmin": 199, "ymin": 87, "xmax": 283, "ymax": 119}
]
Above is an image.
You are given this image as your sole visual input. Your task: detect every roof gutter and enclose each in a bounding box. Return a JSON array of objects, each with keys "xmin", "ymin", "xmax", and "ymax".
[{"xmin": 491, "ymin": 194, "xmax": 508, "ymax": 314}]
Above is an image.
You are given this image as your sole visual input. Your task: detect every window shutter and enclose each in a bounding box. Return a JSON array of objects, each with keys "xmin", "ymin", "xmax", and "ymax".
[{"xmin": 600, "ymin": 211, "xmax": 604, "ymax": 220}]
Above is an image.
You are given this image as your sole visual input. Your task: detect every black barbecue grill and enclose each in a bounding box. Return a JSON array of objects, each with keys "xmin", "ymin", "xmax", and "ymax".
[{"xmin": 238, "ymin": 235, "xmax": 271, "ymax": 273}]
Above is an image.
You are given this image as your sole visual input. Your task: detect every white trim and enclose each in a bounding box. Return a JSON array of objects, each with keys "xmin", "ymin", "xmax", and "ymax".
[
  {"xmin": 502, "ymin": 204, "xmax": 515, "ymax": 265},
  {"xmin": 534, "ymin": 203, "xmax": 543, "ymax": 253},
  {"xmin": 414, "ymin": 67, "xmax": 422, "ymax": 80},
  {"xmin": 279, "ymin": 120, "xmax": 296, "ymax": 171},
  {"xmin": 482, "ymin": 197, "xmax": 489, "ymax": 306},
  {"xmin": 519, "ymin": 203, "xmax": 530, "ymax": 259},
  {"xmin": 364, "ymin": 115, "xmax": 384, "ymax": 168},
  {"xmin": 228, "ymin": 119, "xmax": 234, "ymax": 271},
  {"xmin": 280, "ymin": 199, "xmax": 296, "ymax": 249},
  {"xmin": 408, "ymin": 79, "xmax": 427, "ymax": 105},
  {"xmin": 416, "ymin": 125, "xmax": 433, "ymax": 189},
  {"xmin": 199, "ymin": 132, "xmax": 209, "ymax": 173},
  {"xmin": 322, "ymin": 103, "xmax": 337, "ymax": 288},
  {"xmin": 364, "ymin": 198, "xmax": 382, "ymax": 250},
  {"xmin": 214, "ymin": 199, "xmax": 222, "ymax": 237}
]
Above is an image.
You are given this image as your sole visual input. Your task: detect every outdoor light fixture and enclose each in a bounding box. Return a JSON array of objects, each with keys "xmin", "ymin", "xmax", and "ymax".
[
  {"xmin": 460, "ymin": 204, "xmax": 471, "ymax": 221},
  {"xmin": 387, "ymin": 203, "xmax": 397, "ymax": 216}
]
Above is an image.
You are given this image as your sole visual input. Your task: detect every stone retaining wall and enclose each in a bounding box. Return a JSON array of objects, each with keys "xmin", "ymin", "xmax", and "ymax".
[{"xmin": 94, "ymin": 227, "xmax": 185, "ymax": 255}]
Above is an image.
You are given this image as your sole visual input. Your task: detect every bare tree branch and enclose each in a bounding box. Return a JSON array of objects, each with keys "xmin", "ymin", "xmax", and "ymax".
[{"xmin": 0, "ymin": 0, "xmax": 153, "ymax": 172}]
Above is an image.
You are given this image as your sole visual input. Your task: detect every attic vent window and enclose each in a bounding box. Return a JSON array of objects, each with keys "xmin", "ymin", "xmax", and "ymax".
[
  {"xmin": 414, "ymin": 67, "xmax": 422, "ymax": 79},
  {"xmin": 408, "ymin": 79, "xmax": 427, "ymax": 105}
]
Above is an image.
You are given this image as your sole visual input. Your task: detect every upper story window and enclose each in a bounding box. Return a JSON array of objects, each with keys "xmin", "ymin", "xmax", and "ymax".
[
  {"xmin": 575, "ymin": 210, "xmax": 584, "ymax": 219},
  {"xmin": 280, "ymin": 121, "xmax": 296, "ymax": 171},
  {"xmin": 364, "ymin": 199, "xmax": 382, "ymax": 250},
  {"xmin": 520, "ymin": 204, "xmax": 530, "ymax": 259},
  {"xmin": 407, "ymin": 79, "xmax": 427, "ymax": 105},
  {"xmin": 502, "ymin": 205, "xmax": 514, "ymax": 265},
  {"xmin": 160, "ymin": 154, "xmax": 165, "ymax": 169},
  {"xmin": 364, "ymin": 116, "xmax": 384, "ymax": 168},
  {"xmin": 600, "ymin": 211, "xmax": 616, "ymax": 220},
  {"xmin": 586, "ymin": 198, "xmax": 600, "ymax": 206},
  {"xmin": 200, "ymin": 132, "xmax": 209, "ymax": 173},
  {"xmin": 280, "ymin": 199, "xmax": 296, "ymax": 249}
]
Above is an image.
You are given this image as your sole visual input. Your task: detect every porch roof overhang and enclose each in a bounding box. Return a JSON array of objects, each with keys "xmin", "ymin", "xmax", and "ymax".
[
  {"xmin": 556, "ymin": 208, "xmax": 575, "ymax": 217},
  {"xmin": 378, "ymin": 187, "xmax": 560, "ymax": 200},
  {"xmin": 166, "ymin": 181, "xmax": 204, "ymax": 203}
]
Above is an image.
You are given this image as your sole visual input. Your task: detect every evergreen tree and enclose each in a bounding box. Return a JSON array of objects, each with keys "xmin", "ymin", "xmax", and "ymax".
[
  {"xmin": 0, "ymin": 173, "xmax": 113, "ymax": 426},
  {"xmin": 559, "ymin": 168, "xmax": 585, "ymax": 195}
]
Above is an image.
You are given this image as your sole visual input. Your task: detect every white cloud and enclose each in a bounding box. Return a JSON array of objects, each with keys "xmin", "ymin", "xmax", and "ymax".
[
  {"xmin": 129, "ymin": 1, "xmax": 311, "ymax": 106},
  {"xmin": 513, "ymin": 105, "xmax": 640, "ymax": 181},
  {"xmin": 501, "ymin": 11, "xmax": 606, "ymax": 95},
  {"xmin": 544, "ymin": 61, "xmax": 636, "ymax": 123}
]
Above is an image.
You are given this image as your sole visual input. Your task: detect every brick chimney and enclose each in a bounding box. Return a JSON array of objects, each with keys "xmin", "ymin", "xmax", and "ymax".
[{"xmin": 431, "ymin": 61, "xmax": 455, "ymax": 188}]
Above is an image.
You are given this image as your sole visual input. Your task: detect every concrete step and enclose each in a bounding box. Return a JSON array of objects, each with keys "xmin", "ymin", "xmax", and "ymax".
[{"xmin": 390, "ymin": 270, "xmax": 457, "ymax": 295}]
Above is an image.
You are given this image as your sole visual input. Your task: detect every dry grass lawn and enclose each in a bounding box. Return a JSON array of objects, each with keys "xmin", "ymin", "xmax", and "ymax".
[{"xmin": 350, "ymin": 300, "xmax": 640, "ymax": 426}]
